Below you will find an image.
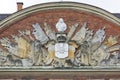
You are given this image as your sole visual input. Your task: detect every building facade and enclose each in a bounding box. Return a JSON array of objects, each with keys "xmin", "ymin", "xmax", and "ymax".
[{"xmin": 0, "ymin": 2, "xmax": 120, "ymax": 80}]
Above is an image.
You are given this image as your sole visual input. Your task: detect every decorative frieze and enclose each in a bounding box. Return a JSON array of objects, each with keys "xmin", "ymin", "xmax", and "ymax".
[{"xmin": 0, "ymin": 18, "xmax": 120, "ymax": 69}]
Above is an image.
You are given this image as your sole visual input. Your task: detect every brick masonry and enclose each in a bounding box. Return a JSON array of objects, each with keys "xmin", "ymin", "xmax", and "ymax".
[{"xmin": 0, "ymin": 9, "xmax": 120, "ymax": 40}]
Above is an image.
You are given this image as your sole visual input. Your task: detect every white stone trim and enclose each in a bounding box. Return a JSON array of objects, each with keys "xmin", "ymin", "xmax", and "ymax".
[{"xmin": 0, "ymin": 2, "xmax": 120, "ymax": 29}]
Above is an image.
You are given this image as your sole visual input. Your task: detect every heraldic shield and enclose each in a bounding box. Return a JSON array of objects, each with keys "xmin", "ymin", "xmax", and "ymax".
[{"xmin": 55, "ymin": 43, "xmax": 68, "ymax": 59}]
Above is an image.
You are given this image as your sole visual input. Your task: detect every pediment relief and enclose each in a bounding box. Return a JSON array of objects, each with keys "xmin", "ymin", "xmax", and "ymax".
[{"xmin": 0, "ymin": 17, "xmax": 120, "ymax": 70}]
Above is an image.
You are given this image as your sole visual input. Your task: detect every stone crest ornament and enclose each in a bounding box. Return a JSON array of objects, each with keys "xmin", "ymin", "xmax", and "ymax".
[
  {"xmin": 0, "ymin": 18, "xmax": 120, "ymax": 69},
  {"xmin": 56, "ymin": 18, "xmax": 67, "ymax": 32},
  {"xmin": 55, "ymin": 18, "xmax": 68, "ymax": 59}
]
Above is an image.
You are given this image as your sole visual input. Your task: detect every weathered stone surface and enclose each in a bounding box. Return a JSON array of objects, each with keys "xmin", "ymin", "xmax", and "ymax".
[{"xmin": 0, "ymin": 2, "xmax": 120, "ymax": 79}]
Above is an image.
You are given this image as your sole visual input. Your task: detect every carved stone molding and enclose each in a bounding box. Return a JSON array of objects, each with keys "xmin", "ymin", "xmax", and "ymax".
[{"xmin": 0, "ymin": 2, "xmax": 120, "ymax": 73}]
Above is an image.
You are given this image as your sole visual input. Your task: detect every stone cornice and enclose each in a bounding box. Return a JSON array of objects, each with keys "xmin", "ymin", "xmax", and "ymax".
[{"xmin": 0, "ymin": 2, "xmax": 120, "ymax": 30}]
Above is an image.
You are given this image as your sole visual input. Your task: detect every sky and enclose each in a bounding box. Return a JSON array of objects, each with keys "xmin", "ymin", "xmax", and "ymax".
[{"xmin": 0, "ymin": 0, "xmax": 120, "ymax": 13}]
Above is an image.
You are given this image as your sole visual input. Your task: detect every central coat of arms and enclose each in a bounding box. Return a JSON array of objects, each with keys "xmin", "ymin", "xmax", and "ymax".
[
  {"xmin": 55, "ymin": 18, "xmax": 69, "ymax": 59},
  {"xmin": 55, "ymin": 43, "xmax": 68, "ymax": 58},
  {"xmin": 0, "ymin": 18, "xmax": 120, "ymax": 68}
]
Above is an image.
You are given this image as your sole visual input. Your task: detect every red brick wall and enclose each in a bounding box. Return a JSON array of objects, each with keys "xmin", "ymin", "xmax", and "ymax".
[{"xmin": 0, "ymin": 9, "xmax": 120, "ymax": 41}]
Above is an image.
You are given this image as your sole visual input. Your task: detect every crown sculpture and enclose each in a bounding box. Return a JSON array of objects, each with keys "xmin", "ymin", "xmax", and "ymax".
[{"xmin": 0, "ymin": 18, "xmax": 120, "ymax": 69}]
